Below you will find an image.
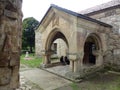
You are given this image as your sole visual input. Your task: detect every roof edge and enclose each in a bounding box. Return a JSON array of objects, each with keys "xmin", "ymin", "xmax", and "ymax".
[
  {"xmin": 84, "ymin": 5, "xmax": 120, "ymax": 16},
  {"xmin": 51, "ymin": 4, "xmax": 112, "ymax": 28},
  {"xmin": 36, "ymin": 4, "xmax": 112, "ymax": 30},
  {"xmin": 79, "ymin": 0, "xmax": 120, "ymax": 15}
]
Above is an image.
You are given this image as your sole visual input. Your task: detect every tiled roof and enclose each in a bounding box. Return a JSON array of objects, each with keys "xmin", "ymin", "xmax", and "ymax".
[{"xmin": 79, "ymin": 0, "xmax": 120, "ymax": 15}]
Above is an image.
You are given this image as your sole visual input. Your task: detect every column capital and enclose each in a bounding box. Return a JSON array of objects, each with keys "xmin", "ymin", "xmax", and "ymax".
[
  {"xmin": 68, "ymin": 52, "xmax": 84, "ymax": 61},
  {"xmin": 41, "ymin": 50, "xmax": 54, "ymax": 55},
  {"xmin": 92, "ymin": 50, "xmax": 101, "ymax": 56},
  {"xmin": 68, "ymin": 53, "xmax": 78, "ymax": 61}
]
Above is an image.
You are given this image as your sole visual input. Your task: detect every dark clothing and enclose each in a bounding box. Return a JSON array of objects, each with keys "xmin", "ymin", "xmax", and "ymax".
[
  {"xmin": 60, "ymin": 56, "xmax": 65, "ymax": 64},
  {"xmin": 64, "ymin": 56, "xmax": 70, "ymax": 65}
]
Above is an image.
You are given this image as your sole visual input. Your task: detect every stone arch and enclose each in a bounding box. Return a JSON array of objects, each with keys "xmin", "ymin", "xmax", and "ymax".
[
  {"xmin": 45, "ymin": 28, "xmax": 69, "ymax": 51},
  {"xmin": 44, "ymin": 28, "xmax": 69, "ymax": 64},
  {"xmin": 83, "ymin": 33, "xmax": 103, "ymax": 66}
]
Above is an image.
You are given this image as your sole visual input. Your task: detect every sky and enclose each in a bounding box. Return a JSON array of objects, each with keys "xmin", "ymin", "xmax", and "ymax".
[{"xmin": 22, "ymin": 0, "xmax": 112, "ymax": 21}]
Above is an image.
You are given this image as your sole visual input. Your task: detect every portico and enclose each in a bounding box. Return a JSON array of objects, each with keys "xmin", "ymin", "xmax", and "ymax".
[{"xmin": 36, "ymin": 4, "xmax": 112, "ymax": 78}]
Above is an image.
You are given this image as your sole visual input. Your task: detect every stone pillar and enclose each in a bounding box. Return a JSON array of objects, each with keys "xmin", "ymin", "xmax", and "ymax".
[
  {"xmin": 43, "ymin": 54, "xmax": 51, "ymax": 65},
  {"xmin": 73, "ymin": 61, "xmax": 78, "ymax": 72},
  {"xmin": 70, "ymin": 60, "xmax": 74, "ymax": 72},
  {"xmin": 0, "ymin": 0, "xmax": 22, "ymax": 89},
  {"xmin": 42, "ymin": 50, "xmax": 52, "ymax": 65},
  {"xmin": 92, "ymin": 50, "xmax": 103, "ymax": 66},
  {"xmin": 69, "ymin": 54, "xmax": 78, "ymax": 72}
]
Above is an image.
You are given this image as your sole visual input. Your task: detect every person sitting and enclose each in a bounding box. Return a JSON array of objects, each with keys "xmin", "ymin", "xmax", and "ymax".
[
  {"xmin": 60, "ymin": 56, "xmax": 65, "ymax": 65},
  {"xmin": 64, "ymin": 56, "xmax": 70, "ymax": 65}
]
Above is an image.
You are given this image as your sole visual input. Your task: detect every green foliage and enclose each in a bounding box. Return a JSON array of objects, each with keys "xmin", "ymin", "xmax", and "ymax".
[
  {"xmin": 20, "ymin": 54, "xmax": 42, "ymax": 68},
  {"xmin": 70, "ymin": 83, "xmax": 79, "ymax": 90},
  {"xmin": 22, "ymin": 17, "xmax": 39, "ymax": 52}
]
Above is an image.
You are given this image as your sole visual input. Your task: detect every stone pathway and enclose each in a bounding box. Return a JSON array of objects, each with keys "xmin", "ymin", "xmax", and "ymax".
[
  {"xmin": 16, "ymin": 64, "xmax": 72, "ymax": 90},
  {"xmin": 46, "ymin": 65, "xmax": 70, "ymax": 77},
  {"xmin": 16, "ymin": 65, "xmax": 43, "ymax": 90},
  {"xmin": 16, "ymin": 65, "xmax": 120, "ymax": 90},
  {"xmin": 16, "ymin": 75, "xmax": 42, "ymax": 90}
]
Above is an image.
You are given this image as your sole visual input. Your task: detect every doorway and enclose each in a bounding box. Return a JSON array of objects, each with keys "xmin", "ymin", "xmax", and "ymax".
[{"xmin": 83, "ymin": 35, "xmax": 98, "ymax": 65}]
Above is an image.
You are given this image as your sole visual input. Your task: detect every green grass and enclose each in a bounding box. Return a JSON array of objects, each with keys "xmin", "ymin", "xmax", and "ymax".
[
  {"xmin": 70, "ymin": 83, "xmax": 79, "ymax": 90},
  {"xmin": 57, "ymin": 72, "xmax": 120, "ymax": 90},
  {"xmin": 75, "ymin": 72, "xmax": 120, "ymax": 90},
  {"xmin": 20, "ymin": 54, "xmax": 43, "ymax": 68}
]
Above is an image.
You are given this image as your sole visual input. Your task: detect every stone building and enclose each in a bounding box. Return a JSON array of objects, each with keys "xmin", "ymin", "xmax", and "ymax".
[
  {"xmin": 0, "ymin": 0, "xmax": 22, "ymax": 89},
  {"xmin": 35, "ymin": 0, "xmax": 120, "ymax": 80}
]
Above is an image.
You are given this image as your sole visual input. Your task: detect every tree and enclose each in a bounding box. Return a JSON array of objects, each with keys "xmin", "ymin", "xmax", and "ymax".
[{"xmin": 22, "ymin": 17, "xmax": 39, "ymax": 53}]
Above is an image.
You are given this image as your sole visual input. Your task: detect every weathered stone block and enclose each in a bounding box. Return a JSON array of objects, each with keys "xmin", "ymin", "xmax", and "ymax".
[
  {"xmin": 0, "ymin": 0, "xmax": 22, "ymax": 89},
  {"xmin": 0, "ymin": 52, "xmax": 9, "ymax": 66},
  {"xmin": 11, "ymin": 36, "xmax": 19, "ymax": 52},
  {"xmin": 10, "ymin": 66, "xmax": 19, "ymax": 89},
  {"xmin": 116, "ymin": 9, "xmax": 120, "ymax": 14},
  {"xmin": 0, "ymin": 34, "xmax": 6, "ymax": 52},
  {"xmin": 0, "ymin": 84, "xmax": 10, "ymax": 90},
  {"xmin": 4, "ymin": 9, "xmax": 18, "ymax": 19},
  {"xmin": 0, "ymin": 68, "xmax": 11, "ymax": 85},
  {"xmin": 10, "ymin": 53, "xmax": 20, "ymax": 66},
  {"xmin": 69, "ymin": 54, "xmax": 77, "ymax": 60},
  {"xmin": 0, "ymin": 2, "xmax": 4, "ymax": 15}
]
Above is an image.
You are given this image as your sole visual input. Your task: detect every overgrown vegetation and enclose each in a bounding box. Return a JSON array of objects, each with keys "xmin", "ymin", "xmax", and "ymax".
[
  {"xmin": 20, "ymin": 54, "xmax": 42, "ymax": 68},
  {"xmin": 70, "ymin": 83, "xmax": 79, "ymax": 90}
]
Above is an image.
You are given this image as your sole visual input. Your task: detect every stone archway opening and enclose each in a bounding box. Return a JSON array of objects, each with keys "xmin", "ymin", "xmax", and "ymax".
[
  {"xmin": 50, "ymin": 38, "xmax": 68, "ymax": 64},
  {"xmin": 83, "ymin": 34, "xmax": 100, "ymax": 66},
  {"xmin": 45, "ymin": 31, "xmax": 69, "ymax": 66}
]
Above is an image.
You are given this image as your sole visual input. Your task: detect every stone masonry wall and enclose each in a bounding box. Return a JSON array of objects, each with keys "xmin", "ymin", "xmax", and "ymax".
[
  {"xmin": 87, "ymin": 7, "xmax": 120, "ymax": 69},
  {"xmin": 0, "ymin": 0, "xmax": 22, "ymax": 89},
  {"xmin": 35, "ymin": 30, "xmax": 42, "ymax": 57}
]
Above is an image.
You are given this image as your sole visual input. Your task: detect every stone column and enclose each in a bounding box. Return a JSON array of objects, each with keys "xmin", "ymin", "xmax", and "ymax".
[
  {"xmin": 41, "ymin": 50, "xmax": 52, "ymax": 65},
  {"xmin": 92, "ymin": 50, "xmax": 103, "ymax": 66},
  {"xmin": 73, "ymin": 61, "xmax": 78, "ymax": 72},
  {"xmin": 43, "ymin": 54, "xmax": 51, "ymax": 65},
  {"xmin": 69, "ymin": 54, "xmax": 78, "ymax": 72},
  {"xmin": 70, "ymin": 60, "xmax": 74, "ymax": 72},
  {"xmin": 0, "ymin": 0, "xmax": 22, "ymax": 89}
]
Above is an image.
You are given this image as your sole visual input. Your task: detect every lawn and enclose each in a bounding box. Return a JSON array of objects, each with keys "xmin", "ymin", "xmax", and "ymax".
[
  {"xmin": 20, "ymin": 54, "xmax": 120, "ymax": 90},
  {"xmin": 56, "ymin": 71, "xmax": 120, "ymax": 90},
  {"xmin": 70, "ymin": 71, "xmax": 120, "ymax": 90},
  {"xmin": 20, "ymin": 54, "xmax": 43, "ymax": 68}
]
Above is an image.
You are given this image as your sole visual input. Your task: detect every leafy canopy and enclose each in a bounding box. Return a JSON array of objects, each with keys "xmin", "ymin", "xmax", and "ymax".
[{"xmin": 22, "ymin": 17, "xmax": 39, "ymax": 52}]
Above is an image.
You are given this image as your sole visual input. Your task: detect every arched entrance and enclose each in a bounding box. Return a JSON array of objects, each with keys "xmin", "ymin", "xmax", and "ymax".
[
  {"xmin": 45, "ymin": 30, "xmax": 69, "ymax": 65},
  {"xmin": 51, "ymin": 39, "xmax": 68, "ymax": 58},
  {"xmin": 83, "ymin": 34, "xmax": 101, "ymax": 66}
]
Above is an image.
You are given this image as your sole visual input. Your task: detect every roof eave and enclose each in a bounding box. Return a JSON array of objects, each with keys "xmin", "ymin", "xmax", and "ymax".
[{"xmin": 36, "ymin": 4, "xmax": 112, "ymax": 30}]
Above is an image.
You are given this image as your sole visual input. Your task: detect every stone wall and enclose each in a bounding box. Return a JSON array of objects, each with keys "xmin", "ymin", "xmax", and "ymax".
[
  {"xmin": 87, "ymin": 7, "xmax": 120, "ymax": 70},
  {"xmin": 35, "ymin": 30, "xmax": 42, "ymax": 57},
  {"xmin": 89, "ymin": 8, "xmax": 120, "ymax": 33},
  {"xmin": 0, "ymin": 0, "xmax": 22, "ymax": 89},
  {"xmin": 53, "ymin": 39, "xmax": 68, "ymax": 57}
]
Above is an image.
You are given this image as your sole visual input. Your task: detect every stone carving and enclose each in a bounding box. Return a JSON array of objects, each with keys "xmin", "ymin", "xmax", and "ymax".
[
  {"xmin": 0, "ymin": 0, "xmax": 22, "ymax": 89},
  {"xmin": 52, "ymin": 14, "xmax": 59, "ymax": 27}
]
